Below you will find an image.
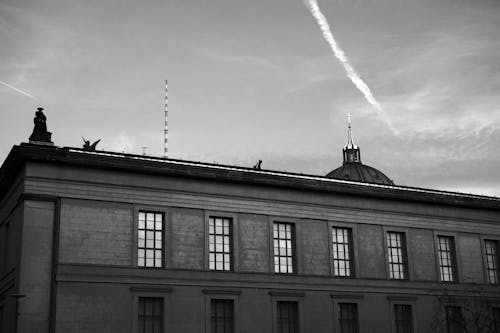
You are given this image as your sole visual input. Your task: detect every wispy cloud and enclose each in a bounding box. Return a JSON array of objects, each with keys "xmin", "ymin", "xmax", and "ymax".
[
  {"xmin": 105, "ymin": 131, "xmax": 136, "ymax": 154},
  {"xmin": 196, "ymin": 47, "xmax": 279, "ymax": 70},
  {"xmin": 0, "ymin": 80, "xmax": 36, "ymax": 99},
  {"xmin": 282, "ymin": 72, "xmax": 334, "ymax": 95}
]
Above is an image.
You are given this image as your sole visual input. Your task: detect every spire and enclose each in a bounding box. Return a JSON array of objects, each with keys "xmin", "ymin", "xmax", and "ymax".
[
  {"xmin": 343, "ymin": 113, "xmax": 360, "ymax": 163},
  {"xmin": 346, "ymin": 112, "xmax": 357, "ymax": 149}
]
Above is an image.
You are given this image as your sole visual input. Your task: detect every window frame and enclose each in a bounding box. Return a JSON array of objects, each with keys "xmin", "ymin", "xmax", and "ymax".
[
  {"xmin": 133, "ymin": 205, "xmax": 169, "ymax": 269},
  {"xmin": 492, "ymin": 306, "xmax": 500, "ymax": 333},
  {"xmin": 131, "ymin": 286, "xmax": 171, "ymax": 333},
  {"xmin": 331, "ymin": 293, "xmax": 363, "ymax": 333},
  {"xmin": 1, "ymin": 221, "xmax": 10, "ymax": 275},
  {"xmin": 387, "ymin": 296, "xmax": 418, "ymax": 333},
  {"xmin": 204, "ymin": 211, "xmax": 239, "ymax": 272},
  {"xmin": 208, "ymin": 216, "xmax": 233, "ymax": 271},
  {"xmin": 270, "ymin": 220, "xmax": 298, "ymax": 275},
  {"xmin": 444, "ymin": 304, "xmax": 465, "ymax": 333},
  {"xmin": 0, "ymin": 303, "xmax": 3, "ymax": 333},
  {"xmin": 386, "ymin": 231, "xmax": 409, "ymax": 280},
  {"xmin": 383, "ymin": 227, "xmax": 413, "ymax": 281},
  {"xmin": 203, "ymin": 289, "xmax": 241, "ymax": 333},
  {"xmin": 480, "ymin": 235, "xmax": 500, "ymax": 285},
  {"xmin": 484, "ymin": 239, "xmax": 499, "ymax": 284},
  {"xmin": 270, "ymin": 291, "xmax": 305, "ymax": 333},
  {"xmin": 434, "ymin": 233, "xmax": 460, "ymax": 283},
  {"xmin": 328, "ymin": 222, "xmax": 358, "ymax": 278}
]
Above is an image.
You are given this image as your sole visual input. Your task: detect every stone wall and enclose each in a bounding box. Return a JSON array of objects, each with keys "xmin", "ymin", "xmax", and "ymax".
[{"xmin": 59, "ymin": 199, "xmax": 133, "ymax": 266}]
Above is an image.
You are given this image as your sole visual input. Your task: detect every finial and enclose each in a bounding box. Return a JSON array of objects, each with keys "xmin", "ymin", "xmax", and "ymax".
[
  {"xmin": 346, "ymin": 112, "xmax": 354, "ymax": 147},
  {"xmin": 342, "ymin": 112, "xmax": 360, "ymax": 163}
]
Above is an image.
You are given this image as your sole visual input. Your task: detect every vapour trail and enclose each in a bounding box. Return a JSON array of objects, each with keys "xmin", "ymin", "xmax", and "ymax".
[
  {"xmin": 0, "ymin": 80, "xmax": 36, "ymax": 99},
  {"xmin": 304, "ymin": 0, "xmax": 396, "ymax": 134}
]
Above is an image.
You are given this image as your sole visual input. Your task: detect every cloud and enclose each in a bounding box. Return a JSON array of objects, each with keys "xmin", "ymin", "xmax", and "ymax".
[
  {"xmin": 105, "ymin": 131, "xmax": 136, "ymax": 154},
  {"xmin": 195, "ymin": 46, "xmax": 279, "ymax": 70},
  {"xmin": 282, "ymin": 72, "xmax": 334, "ymax": 95}
]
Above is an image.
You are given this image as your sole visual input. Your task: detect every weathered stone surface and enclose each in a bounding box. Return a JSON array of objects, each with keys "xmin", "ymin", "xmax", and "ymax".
[
  {"xmin": 239, "ymin": 213, "xmax": 270, "ymax": 273},
  {"xmin": 59, "ymin": 199, "xmax": 133, "ymax": 265},
  {"xmin": 357, "ymin": 224, "xmax": 386, "ymax": 279},
  {"xmin": 170, "ymin": 207, "xmax": 204, "ymax": 270},
  {"xmin": 409, "ymin": 228, "xmax": 437, "ymax": 281}
]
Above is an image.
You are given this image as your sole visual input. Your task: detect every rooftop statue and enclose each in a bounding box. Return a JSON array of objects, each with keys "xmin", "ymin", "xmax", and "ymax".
[
  {"xmin": 28, "ymin": 107, "xmax": 53, "ymax": 145},
  {"xmin": 82, "ymin": 137, "xmax": 101, "ymax": 151}
]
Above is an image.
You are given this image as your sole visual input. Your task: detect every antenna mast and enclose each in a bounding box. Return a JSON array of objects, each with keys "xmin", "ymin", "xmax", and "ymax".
[{"xmin": 164, "ymin": 79, "xmax": 168, "ymax": 158}]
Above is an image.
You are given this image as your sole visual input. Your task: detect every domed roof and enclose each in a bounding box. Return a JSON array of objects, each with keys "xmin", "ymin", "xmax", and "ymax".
[
  {"xmin": 325, "ymin": 113, "xmax": 394, "ymax": 186},
  {"xmin": 326, "ymin": 162, "xmax": 394, "ymax": 185}
]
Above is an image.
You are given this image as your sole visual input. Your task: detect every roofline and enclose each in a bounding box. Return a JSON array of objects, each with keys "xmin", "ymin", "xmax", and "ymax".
[
  {"xmin": 65, "ymin": 148, "xmax": 499, "ymax": 201},
  {"xmin": 1, "ymin": 144, "xmax": 499, "ymax": 209}
]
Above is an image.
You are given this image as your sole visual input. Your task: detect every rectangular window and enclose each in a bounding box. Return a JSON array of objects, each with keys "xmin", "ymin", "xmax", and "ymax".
[
  {"xmin": 445, "ymin": 306, "xmax": 464, "ymax": 333},
  {"xmin": 338, "ymin": 303, "xmax": 359, "ymax": 333},
  {"xmin": 137, "ymin": 297, "xmax": 163, "ymax": 333},
  {"xmin": 273, "ymin": 223, "xmax": 295, "ymax": 274},
  {"xmin": 485, "ymin": 240, "xmax": 499, "ymax": 284},
  {"xmin": 394, "ymin": 304, "xmax": 414, "ymax": 333},
  {"xmin": 138, "ymin": 212, "xmax": 163, "ymax": 268},
  {"xmin": 332, "ymin": 227, "xmax": 354, "ymax": 277},
  {"xmin": 209, "ymin": 217, "xmax": 232, "ymax": 271},
  {"xmin": 2, "ymin": 223, "xmax": 9, "ymax": 274},
  {"xmin": 438, "ymin": 236, "xmax": 457, "ymax": 282},
  {"xmin": 277, "ymin": 301, "xmax": 299, "ymax": 333},
  {"xmin": 211, "ymin": 299, "xmax": 234, "ymax": 333},
  {"xmin": 493, "ymin": 307, "xmax": 500, "ymax": 333},
  {"xmin": 387, "ymin": 232, "xmax": 408, "ymax": 280}
]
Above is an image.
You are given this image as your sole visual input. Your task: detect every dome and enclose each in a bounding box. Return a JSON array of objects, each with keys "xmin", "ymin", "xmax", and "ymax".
[
  {"xmin": 326, "ymin": 162, "xmax": 394, "ymax": 185},
  {"xmin": 325, "ymin": 113, "xmax": 394, "ymax": 186}
]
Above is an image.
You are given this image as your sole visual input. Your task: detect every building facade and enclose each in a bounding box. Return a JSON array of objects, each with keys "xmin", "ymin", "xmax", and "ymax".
[{"xmin": 1, "ymin": 112, "xmax": 500, "ymax": 333}]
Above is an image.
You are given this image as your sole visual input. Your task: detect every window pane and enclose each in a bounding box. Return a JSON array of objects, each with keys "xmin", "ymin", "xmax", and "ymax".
[
  {"xmin": 138, "ymin": 297, "xmax": 163, "ymax": 333},
  {"xmin": 387, "ymin": 232, "xmax": 407, "ymax": 280},
  {"xmin": 277, "ymin": 301, "xmax": 298, "ymax": 333},
  {"xmin": 209, "ymin": 217, "xmax": 233, "ymax": 271},
  {"xmin": 493, "ymin": 307, "xmax": 500, "ymax": 333},
  {"xmin": 445, "ymin": 306, "xmax": 464, "ymax": 333},
  {"xmin": 438, "ymin": 236, "xmax": 457, "ymax": 282},
  {"xmin": 485, "ymin": 240, "xmax": 499, "ymax": 284},
  {"xmin": 211, "ymin": 299, "xmax": 234, "ymax": 333},
  {"xmin": 138, "ymin": 211, "xmax": 164, "ymax": 268},
  {"xmin": 332, "ymin": 227, "xmax": 354, "ymax": 277},
  {"xmin": 273, "ymin": 223, "xmax": 295, "ymax": 274},
  {"xmin": 147, "ymin": 220, "xmax": 154, "ymax": 230},
  {"xmin": 338, "ymin": 303, "xmax": 359, "ymax": 333},
  {"xmin": 394, "ymin": 304, "xmax": 413, "ymax": 333}
]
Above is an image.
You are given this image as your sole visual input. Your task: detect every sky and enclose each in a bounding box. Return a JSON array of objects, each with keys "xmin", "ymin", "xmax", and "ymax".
[{"xmin": 0, "ymin": 0, "xmax": 499, "ymax": 196}]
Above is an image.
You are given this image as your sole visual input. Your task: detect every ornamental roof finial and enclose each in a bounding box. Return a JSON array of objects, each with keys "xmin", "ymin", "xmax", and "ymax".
[
  {"xmin": 346, "ymin": 112, "xmax": 357, "ymax": 149},
  {"xmin": 343, "ymin": 112, "xmax": 360, "ymax": 163}
]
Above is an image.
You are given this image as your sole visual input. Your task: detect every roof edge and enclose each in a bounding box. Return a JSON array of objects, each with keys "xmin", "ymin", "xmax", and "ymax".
[{"xmin": 1, "ymin": 144, "xmax": 499, "ymax": 210}]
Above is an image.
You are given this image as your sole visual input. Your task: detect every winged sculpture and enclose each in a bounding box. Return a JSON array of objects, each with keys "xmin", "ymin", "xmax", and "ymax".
[{"xmin": 82, "ymin": 137, "xmax": 101, "ymax": 151}]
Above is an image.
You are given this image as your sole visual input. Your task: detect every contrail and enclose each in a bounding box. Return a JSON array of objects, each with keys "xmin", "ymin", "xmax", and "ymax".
[
  {"xmin": 304, "ymin": 0, "xmax": 396, "ymax": 134},
  {"xmin": 0, "ymin": 80, "xmax": 36, "ymax": 99}
]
